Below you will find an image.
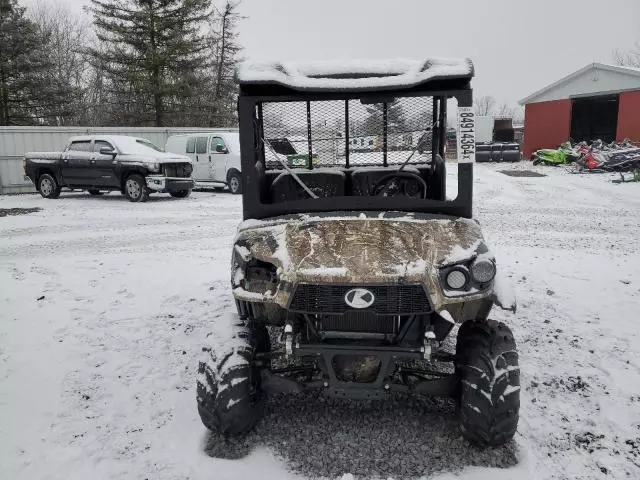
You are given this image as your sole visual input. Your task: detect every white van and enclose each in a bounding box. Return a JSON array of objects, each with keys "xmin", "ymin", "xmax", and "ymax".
[{"xmin": 165, "ymin": 130, "xmax": 242, "ymax": 194}]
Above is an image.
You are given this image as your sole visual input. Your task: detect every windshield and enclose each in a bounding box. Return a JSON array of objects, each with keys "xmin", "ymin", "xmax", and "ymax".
[
  {"xmin": 257, "ymin": 96, "xmax": 444, "ymax": 201},
  {"xmin": 115, "ymin": 137, "xmax": 166, "ymax": 155},
  {"xmin": 135, "ymin": 139, "xmax": 164, "ymax": 152}
]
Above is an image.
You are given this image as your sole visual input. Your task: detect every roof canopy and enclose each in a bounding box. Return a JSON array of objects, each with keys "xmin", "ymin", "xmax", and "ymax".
[
  {"xmin": 238, "ymin": 57, "xmax": 474, "ymax": 92},
  {"xmin": 520, "ymin": 63, "xmax": 640, "ymax": 105}
]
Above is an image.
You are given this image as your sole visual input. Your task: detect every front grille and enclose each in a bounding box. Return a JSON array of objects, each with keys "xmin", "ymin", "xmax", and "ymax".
[
  {"xmin": 163, "ymin": 163, "xmax": 192, "ymax": 178},
  {"xmin": 289, "ymin": 284, "xmax": 430, "ymax": 315},
  {"xmin": 321, "ymin": 311, "xmax": 396, "ymax": 333}
]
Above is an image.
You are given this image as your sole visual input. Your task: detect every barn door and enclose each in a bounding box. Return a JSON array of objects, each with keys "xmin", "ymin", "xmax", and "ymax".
[{"xmin": 570, "ymin": 95, "xmax": 619, "ymax": 143}]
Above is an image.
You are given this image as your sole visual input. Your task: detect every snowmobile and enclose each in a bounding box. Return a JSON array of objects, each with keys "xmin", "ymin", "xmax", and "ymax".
[
  {"xmin": 533, "ymin": 142, "xmax": 580, "ymax": 166},
  {"xmin": 196, "ymin": 57, "xmax": 520, "ymax": 447}
]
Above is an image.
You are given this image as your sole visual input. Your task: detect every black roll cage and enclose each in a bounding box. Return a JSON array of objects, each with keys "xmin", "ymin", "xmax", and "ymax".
[{"xmin": 238, "ymin": 79, "xmax": 474, "ymax": 220}]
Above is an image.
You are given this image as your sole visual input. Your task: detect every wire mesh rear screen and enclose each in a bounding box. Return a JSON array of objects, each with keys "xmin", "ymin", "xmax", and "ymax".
[{"xmin": 260, "ymin": 96, "xmax": 435, "ymax": 170}]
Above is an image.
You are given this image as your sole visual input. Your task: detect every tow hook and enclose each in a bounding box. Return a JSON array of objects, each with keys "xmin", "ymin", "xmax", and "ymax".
[
  {"xmin": 284, "ymin": 323, "xmax": 294, "ymax": 358},
  {"xmin": 423, "ymin": 330, "xmax": 437, "ymax": 360}
]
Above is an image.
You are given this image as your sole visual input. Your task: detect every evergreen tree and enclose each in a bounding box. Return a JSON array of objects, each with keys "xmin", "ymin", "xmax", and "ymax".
[
  {"xmin": 88, "ymin": 0, "xmax": 211, "ymax": 126},
  {"xmin": 0, "ymin": 0, "xmax": 71, "ymax": 125},
  {"xmin": 361, "ymin": 100, "xmax": 406, "ymax": 135}
]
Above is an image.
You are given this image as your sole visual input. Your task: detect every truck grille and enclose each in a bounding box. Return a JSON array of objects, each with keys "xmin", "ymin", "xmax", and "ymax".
[
  {"xmin": 163, "ymin": 163, "xmax": 193, "ymax": 178},
  {"xmin": 320, "ymin": 311, "xmax": 396, "ymax": 333},
  {"xmin": 289, "ymin": 284, "xmax": 430, "ymax": 315}
]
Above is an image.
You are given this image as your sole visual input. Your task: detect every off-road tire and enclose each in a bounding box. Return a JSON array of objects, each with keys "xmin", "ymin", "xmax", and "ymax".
[
  {"xmin": 227, "ymin": 171, "xmax": 242, "ymax": 195},
  {"xmin": 88, "ymin": 189, "xmax": 103, "ymax": 196},
  {"xmin": 456, "ymin": 319, "xmax": 520, "ymax": 447},
  {"xmin": 124, "ymin": 174, "xmax": 149, "ymax": 203},
  {"xmin": 170, "ymin": 189, "xmax": 192, "ymax": 198},
  {"xmin": 196, "ymin": 322, "xmax": 269, "ymax": 435}
]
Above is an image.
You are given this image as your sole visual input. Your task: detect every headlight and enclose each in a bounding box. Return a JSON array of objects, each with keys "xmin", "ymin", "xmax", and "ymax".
[
  {"xmin": 445, "ymin": 267, "xmax": 468, "ymax": 290},
  {"xmin": 470, "ymin": 258, "xmax": 496, "ymax": 283},
  {"xmin": 148, "ymin": 162, "xmax": 160, "ymax": 173}
]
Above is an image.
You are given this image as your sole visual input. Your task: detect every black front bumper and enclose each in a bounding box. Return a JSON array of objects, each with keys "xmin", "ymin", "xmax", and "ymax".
[
  {"xmin": 166, "ymin": 178, "xmax": 195, "ymax": 192},
  {"xmin": 146, "ymin": 176, "xmax": 195, "ymax": 192}
]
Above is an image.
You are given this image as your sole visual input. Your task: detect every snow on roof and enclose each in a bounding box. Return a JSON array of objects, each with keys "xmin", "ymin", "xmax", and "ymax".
[
  {"xmin": 238, "ymin": 57, "xmax": 474, "ymax": 92},
  {"xmin": 519, "ymin": 62, "xmax": 640, "ymax": 105}
]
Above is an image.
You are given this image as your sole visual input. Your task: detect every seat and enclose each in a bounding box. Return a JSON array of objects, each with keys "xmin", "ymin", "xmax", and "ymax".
[
  {"xmin": 270, "ymin": 170, "xmax": 346, "ymax": 203},
  {"xmin": 349, "ymin": 166, "xmax": 422, "ymax": 196}
]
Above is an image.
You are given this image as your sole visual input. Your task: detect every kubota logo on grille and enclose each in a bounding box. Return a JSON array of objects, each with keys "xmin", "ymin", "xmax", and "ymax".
[{"xmin": 344, "ymin": 288, "xmax": 375, "ymax": 309}]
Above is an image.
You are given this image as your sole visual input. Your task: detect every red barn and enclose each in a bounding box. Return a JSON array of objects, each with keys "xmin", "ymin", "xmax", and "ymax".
[{"xmin": 519, "ymin": 63, "xmax": 640, "ymax": 159}]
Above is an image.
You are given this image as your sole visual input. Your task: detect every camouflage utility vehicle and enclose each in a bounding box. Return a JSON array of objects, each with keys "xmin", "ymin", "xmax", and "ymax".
[{"xmin": 197, "ymin": 57, "xmax": 520, "ymax": 446}]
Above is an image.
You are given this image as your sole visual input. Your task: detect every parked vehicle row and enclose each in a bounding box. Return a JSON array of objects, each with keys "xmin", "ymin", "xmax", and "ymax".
[{"xmin": 23, "ymin": 127, "xmax": 524, "ymax": 202}]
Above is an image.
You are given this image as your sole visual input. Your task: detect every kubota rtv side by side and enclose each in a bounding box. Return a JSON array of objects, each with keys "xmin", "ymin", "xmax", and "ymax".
[{"xmin": 196, "ymin": 57, "xmax": 520, "ymax": 446}]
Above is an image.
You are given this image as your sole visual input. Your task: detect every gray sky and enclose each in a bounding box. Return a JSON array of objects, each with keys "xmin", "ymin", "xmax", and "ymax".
[{"xmin": 47, "ymin": 0, "xmax": 640, "ymax": 107}]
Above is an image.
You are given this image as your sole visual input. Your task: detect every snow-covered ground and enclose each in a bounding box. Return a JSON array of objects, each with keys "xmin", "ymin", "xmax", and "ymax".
[{"xmin": 1, "ymin": 163, "xmax": 639, "ymax": 479}]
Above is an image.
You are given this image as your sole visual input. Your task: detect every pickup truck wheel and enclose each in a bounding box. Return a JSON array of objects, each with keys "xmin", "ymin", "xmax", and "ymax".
[
  {"xmin": 170, "ymin": 189, "xmax": 191, "ymax": 198},
  {"xmin": 124, "ymin": 175, "xmax": 149, "ymax": 203},
  {"xmin": 88, "ymin": 189, "xmax": 103, "ymax": 196},
  {"xmin": 228, "ymin": 172, "xmax": 242, "ymax": 194},
  {"xmin": 38, "ymin": 173, "xmax": 61, "ymax": 199}
]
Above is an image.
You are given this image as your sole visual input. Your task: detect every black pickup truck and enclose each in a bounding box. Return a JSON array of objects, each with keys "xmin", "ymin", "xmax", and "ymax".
[{"xmin": 24, "ymin": 135, "xmax": 194, "ymax": 202}]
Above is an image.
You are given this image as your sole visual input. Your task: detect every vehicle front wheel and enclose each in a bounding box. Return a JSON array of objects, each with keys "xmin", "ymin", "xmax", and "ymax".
[
  {"xmin": 456, "ymin": 319, "xmax": 520, "ymax": 447},
  {"xmin": 170, "ymin": 189, "xmax": 191, "ymax": 198},
  {"xmin": 88, "ymin": 189, "xmax": 103, "ymax": 196},
  {"xmin": 38, "ymin": 173, "xmax": 61, "ymax": 199},
  {"xmin": 196, "ymin": 320, "xmax": 267, "ymax": 436},
  {"xmin": 227, "ymin": 172, "xmax": 242, "ymax": 195},
  {"xmin": 124, "ymin": 175, "xmax": 149, "ymax": 203}
]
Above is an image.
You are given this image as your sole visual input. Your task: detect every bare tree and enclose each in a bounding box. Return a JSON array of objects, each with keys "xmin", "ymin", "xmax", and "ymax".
[
  {"xmin": 496, "ymin": 102, "xmax": 515, "ymax": 117},
  {"xmin": 29, "ymin": 1, "xmax": 91, "ymax": 125},
  {"xmin": 512, "ymin": 106, "xmax": 525, "ymax": 125},
  {"xmin": 207, "ymin": 1, "xmax": 245, "ymax": 127},
  {"xmin": 474, "ymin": 95, "xmax": 496, "ymax": 116},
  {"xmin": 613, "ymin": 41, "xmax": 640, "ymax": 68}
]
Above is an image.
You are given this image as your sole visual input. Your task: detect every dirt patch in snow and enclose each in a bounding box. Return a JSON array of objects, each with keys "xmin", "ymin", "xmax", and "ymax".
[
  {"xmin": 499, "ymin": 170, "xmax": 546, "ymax": 178},
  {"xmin": 0, "ymin": 207, "xmax": 41, "ymax": 217},
  {"xmin": 205, "ymin": 392, "xmax": 519, "ymax": 479}
]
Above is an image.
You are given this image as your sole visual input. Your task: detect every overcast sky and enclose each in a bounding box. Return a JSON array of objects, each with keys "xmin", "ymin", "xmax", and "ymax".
[{"xmin": 44, "ymin": 0, "xmax": 640, "ymax": 108}]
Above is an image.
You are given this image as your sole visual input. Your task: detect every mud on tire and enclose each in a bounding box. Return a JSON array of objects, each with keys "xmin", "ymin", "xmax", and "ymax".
[
  {"xmin": 196, "ymin": 322, "xmax": 269, "ymax": 436},
  {"xmin": 456, "ymin": 319, "xmax": 520, "ymax": 447}
]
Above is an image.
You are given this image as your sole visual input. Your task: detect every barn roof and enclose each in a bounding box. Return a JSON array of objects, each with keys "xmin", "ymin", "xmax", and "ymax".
[{"xmin": 519, "ymin": 63, "xmax": 640, "ymax": 105}]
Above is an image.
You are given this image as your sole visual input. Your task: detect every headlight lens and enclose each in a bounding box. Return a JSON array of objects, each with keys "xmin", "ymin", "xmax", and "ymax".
[
  {"xmin": 445, "ymin": 268, "xmax": 468, "ymax": 290},
  {"xmin": 148, "ymin": 162, "xmax": 160, "ymax": 173},
  {"xmin": 470, "ymin": 259, "xmax": 496, "ymax": 283}
]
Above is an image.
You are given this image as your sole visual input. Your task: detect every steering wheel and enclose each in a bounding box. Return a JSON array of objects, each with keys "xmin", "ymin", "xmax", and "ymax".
[{"xmin": 371, "ymin": 172, "xmax": 428, "ymax": 199}]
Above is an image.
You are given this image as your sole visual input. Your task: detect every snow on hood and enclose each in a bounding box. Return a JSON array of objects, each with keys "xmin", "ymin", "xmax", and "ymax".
[
  {"xmin": 234, "ymin": 214, "xmax": 485, "ymax": 284},
  {"xmin": 232, "ymin": 213, "xmax": 502, "ymax": 312},
  {"xmin": 115, "ymin": 137, "xmax": 191, "ymax": 163},
  {"xmin": 238, "ymin": 57, "xmax": 474, "ymax": 91}
]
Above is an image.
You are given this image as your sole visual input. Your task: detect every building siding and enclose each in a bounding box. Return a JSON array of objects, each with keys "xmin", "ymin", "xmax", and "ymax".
[
  {"xmin": 616, "ymin": 90, "xmax": 640, "ymax": 141},
  {"xmin": 522, "ymin": 99, "xmax": 572, "ymax": 158}
]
